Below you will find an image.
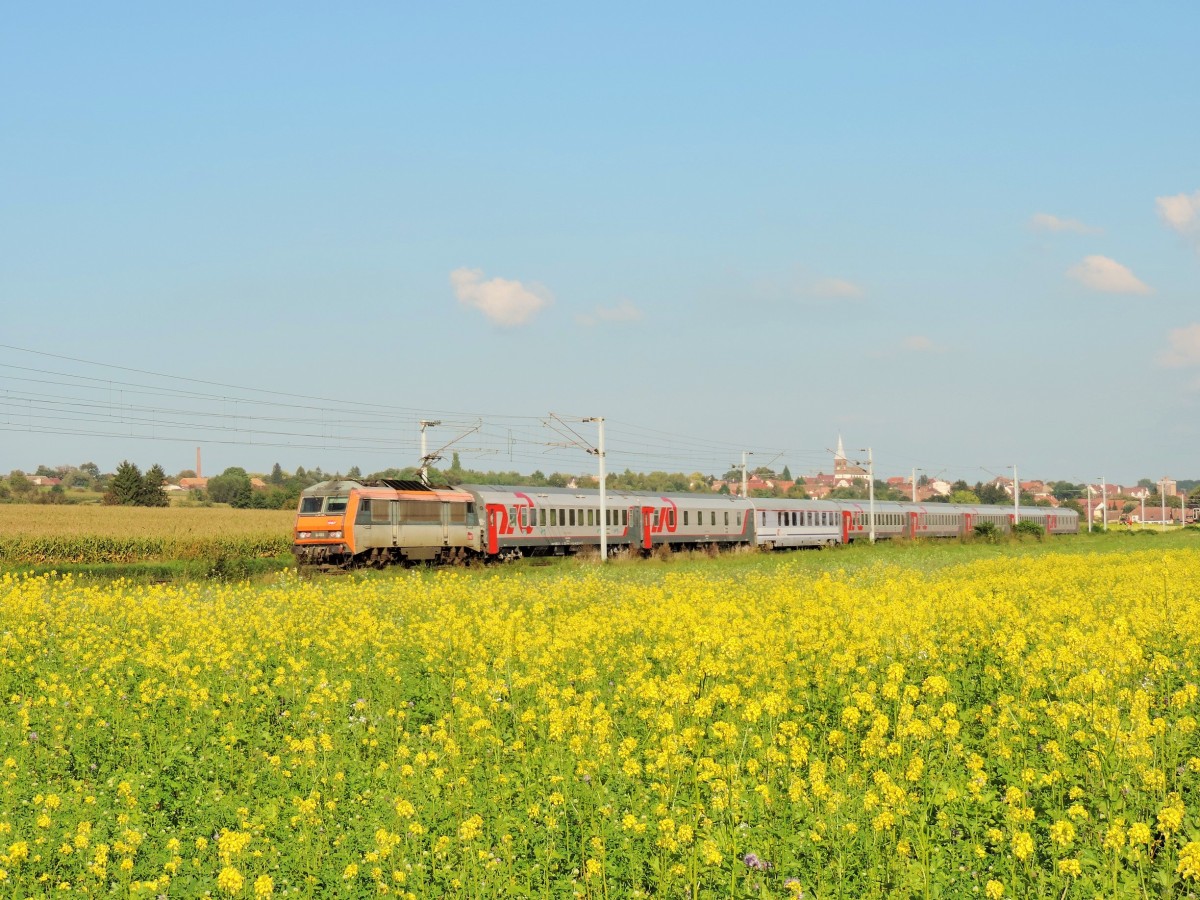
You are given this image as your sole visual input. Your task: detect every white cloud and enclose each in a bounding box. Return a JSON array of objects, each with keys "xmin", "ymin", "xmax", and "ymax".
[
  {"xmin": 1066, "ymin": 255, "xmax": 1152, "ymax": 295},
  {"xmin": 902, "ymin": 335, "xmax": 938, "ymax": 352},
  {"xmin": 1158, "ymin": 323, "xmax": 1200, "ymax": 368},
  {"xmin": 1029, "ymin": 212, "xmax": 1102, "ymax": 235},
  {"xmin": 450, "ymin": 267, "xmax": 552, "ymax": 327},
  {"xmin": 576, "ymin": 299, "xmax": 643, "ymax": 327},
  {"xmin": 811, "ymin": 278, "xmax": 865, "ymax": 299},
  {"xmin": 1156, "ymin": 190, "xmax": 1200, "ymax": 233}
]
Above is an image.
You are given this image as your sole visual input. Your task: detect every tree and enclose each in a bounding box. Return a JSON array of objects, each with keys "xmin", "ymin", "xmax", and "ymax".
[
  {"xmin": 208, "ymin": 468, "xmax": 252, "ymax": 507},
  {"xmin": 1138, "ymin": 478, "xmax": 1155, "ymax": 489},
  {"xmin": 106, "ymin": 461, "xmax": 144, "ymax": 505},
  {"xmin": 785, "ymin": 483, "xmax": 810, "ymax": 499},
  {"xmin": 347, "ymin": 466, "xmax": 362, "ymax": 480},
  {"xmin": 7, "ymin": 472, "xmax": 34, "ymax": 498},
  {"xmin": 79, "ymin": 461, "xmax": 101, "ymax": 479},
  {"xmin": 977, "ymin": 482, "xmax": 1009, "ymax": 505},
  {"xmin": 781, "ymin": 465, "xmax": 792, "ymax": 481},
  {"xmin": 950, "ymin": 489, "xmax": 981, "ymax": 504},
  {"xmin": 1052, "ymin": 481, "xmax": 1081, "ymax": 502},
  {"xmin": 269, "ymin": 463, "xmax": 284, "ymax": 485},
  {"xmin": 139, "ymin": 464, "xmax": 169, "ymax": 507}
]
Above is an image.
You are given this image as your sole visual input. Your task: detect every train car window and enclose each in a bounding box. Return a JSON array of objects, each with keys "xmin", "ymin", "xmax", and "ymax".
[
  {"xmin": 710, "ymin": 511, "xmax": 715, "ymax": 526},
  {"xmin": 448, "ymin": 503, "xmax": 467, "ymax": 525},
  {"xmin": 300, "ymin": 497, "xmax": 323, "ymax": 514},
  {"xmin": 373, "ymin": 500, "xmax": 390, "ymax": 524},
  {"xmin": 326, "ymin": 496, "xmax": 349, "ymax": 514},
  {"xmin": 569, "ymin": 509, "xmax": 576, "ymax": 527},
  {"xmin": 537, "ymin": 508, "xmax": 544, "ymax": 527},
  {"xmin": 724, "ymin": 511, "xmax": 729, "ymax": 527},
  {"xmin": 511, "ymin": 506, "xmax": 519, "ymax": 527},
  {"xmin": 667, "ymin": 509, "xmax": 675, "ymax": 528},
  {"xmin": 587, "ymin": 509, "xmax": 594, "ymax": 526},
  {"xmin": 737, "ymin": 512, "xmax": 742, "ymax": 527},
  {"xmin": 622, "ymin": 509, "xmax": 628, "ymax": 526},
  {"xmin": 517, "ymin": 506, "xmax": 526, "ymax": 528},
  {"xmin": 550, "ymin": 508, "xmax": 557, "ymax": 526},
  {"xmin": 355, "ymin": 501, "xmax": 373, "ymax": 524},
  {"xmin": 466, "ymin": 502, "xmax": 479, "ymax": 526}
]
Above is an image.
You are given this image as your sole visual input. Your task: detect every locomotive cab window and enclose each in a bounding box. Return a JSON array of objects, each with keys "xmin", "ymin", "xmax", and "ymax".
[
  {"xmin": 300, "ymin": 497, "xmax": 324, "ymax": 514},
  {"xmin": 325, "ymin": 496, "xmax": 349, "ymax": 514}
]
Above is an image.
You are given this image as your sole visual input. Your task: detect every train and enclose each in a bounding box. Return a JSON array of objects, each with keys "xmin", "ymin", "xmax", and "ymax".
[{"xmin": 292, "ymin": 478, "xmax": 1080, "ymax": 568}]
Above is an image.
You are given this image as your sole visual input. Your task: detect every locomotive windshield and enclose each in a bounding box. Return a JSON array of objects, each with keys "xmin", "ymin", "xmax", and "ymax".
[{"xmin": 299, "ymin": 495, "xmax": 349, "ymax": 514}]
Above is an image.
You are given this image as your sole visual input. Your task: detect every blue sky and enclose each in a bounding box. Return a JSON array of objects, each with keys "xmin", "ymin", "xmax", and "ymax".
[{"xmin": 2, "ymin": 2, "xmax": 1198, "ymax": 485}]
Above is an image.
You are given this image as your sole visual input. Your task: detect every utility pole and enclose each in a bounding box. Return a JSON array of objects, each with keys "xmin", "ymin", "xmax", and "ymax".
[
  {"xmin": 1100, "ymin": 477, "xmax": 1107, "ymax": 532},
  {"xmin": 1140, "ymin": 494, "xmax": 1145, "ymax": 529},
  {"xmin": 1160, "ymin": 478, "xmax": 1167, "ymax": 532},
  {"xmin": 741, "ymin": 451, "xmax": 752, "ymax": 500},
  {"xmin": 859, "ymin": 448, "xmax": 876, "ymax": 542},
  {"xmin": 419, "ymin": 420, "xmax": 442, "ymax": 485},
  {"xmin": 1086, "ymin": 485, "xmax": 1093, "ymax": 533},
  {"xmin": 1013, "ymin": 464, "xmax": 1019, "ymax": 525},
  {"xmin": 911, "ymin": 467, "xmax": 921, "ymax": 503},
  {"xmin": 583, "ymin": 417, "xmax": 607, "ymax": 560}
]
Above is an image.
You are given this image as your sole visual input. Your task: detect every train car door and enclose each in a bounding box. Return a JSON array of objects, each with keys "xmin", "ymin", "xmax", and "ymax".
[
  {"xmin": 907, "ymin": 511, "xmax": 919, "ymax": 538},
  {"xmin": 841, "ymin": 510, "xmax": 854, "ymax": 543},
  {"xmin": 485, "ymin": 504, "xmax": 504, "ymax": 555},
  {"xmin": 641, "ymin": 506, "xmax": 655, "ymax": 550},
  {"xmin": 962, "ymin": 513, "xmax": 973, "ymax": 536}
]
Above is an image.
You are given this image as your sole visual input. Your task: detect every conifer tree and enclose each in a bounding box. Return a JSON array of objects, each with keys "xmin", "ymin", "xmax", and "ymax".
[
  {"xmin": 139, "ymin": 464, "xmax": 169, "ymax": 507},
  {"xmin": 107, "ymin": 461, "xmax": 143, "ymax": 505}
]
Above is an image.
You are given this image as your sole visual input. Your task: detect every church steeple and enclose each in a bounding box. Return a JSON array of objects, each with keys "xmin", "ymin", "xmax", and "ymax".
[{"xmin": 835, "ymin": 433, "xmax": 845, "ymax": 462}]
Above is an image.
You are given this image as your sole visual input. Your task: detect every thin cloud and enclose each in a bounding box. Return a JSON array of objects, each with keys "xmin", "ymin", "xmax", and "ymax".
[
  {"xmin": 1066, "ymin": 255, "xmax": 1152, "ymax": 295},
  {"xmin": 1156, "ymin": 190, "xmax": 1200, "ymax": 234},
  {"xmin": 811, "ymin": 278, "xmax": 865, "ymax": 299},
  {"xmin": 1029, "ymin": 212, "xmax": 1102, "ymax": 235},
  {"xmin": 1158, "ymin": 323, "xmax": 1200, "ymax": 368},
  {"xmin": 576, "ymin": 300, "xmax": 643, "ymax": 327},
  {"xmin": 902, "ymin": 335, "xmax": 940, "ymax": 353},
  {"xmin": 450, "ymin": 267, "xmax": 552, "ymax": 327}
]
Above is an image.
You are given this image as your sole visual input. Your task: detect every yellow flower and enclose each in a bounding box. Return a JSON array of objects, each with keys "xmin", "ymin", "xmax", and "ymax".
[
  {"xmin": 1057, "ymin": 858, "xmax": 1081, "ymax": 877},
  {"xmin": 985, "ymin": 879, "xmax": 1004, "ymax": 899},
  {"xmin": 1178, "ymin": 842, "xmax": 1200, "ymax": 882},
  {"xmin": 1048, "ymin": 820, "xmax": 1075, "ymax": 848},
  {"xmin": 217, "ymin": 866, "xmax": 244, "ymax": 895},
  {"xmin": 254, "ymin": 874, "xmax": 274, "ymax": 897},
  {"xmin": 1011, "ymin": 831, "xmax": 1033, "ymax": 861}
]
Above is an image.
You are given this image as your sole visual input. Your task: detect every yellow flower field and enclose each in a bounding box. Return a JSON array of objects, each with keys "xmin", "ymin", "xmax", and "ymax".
[{"xmin": 1, "ymin": 548, "xmax": 1197, "ymax": 897}]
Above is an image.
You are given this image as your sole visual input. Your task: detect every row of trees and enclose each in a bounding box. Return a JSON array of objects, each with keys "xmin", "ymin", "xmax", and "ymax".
[
  {"xmin": 105, "ymin": 461, "xmax": 169, "ymax": 507},
  {"xmin": 4, "ymin": 457, "xmax": 1199, "ymax": 509}
]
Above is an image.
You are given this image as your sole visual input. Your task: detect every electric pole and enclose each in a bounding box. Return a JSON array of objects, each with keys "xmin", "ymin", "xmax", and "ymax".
[
  {"xmin": 583, "ymin": 417, "xmax": 607, "ymax": 560},
  {"xmin": 419, "ymin": 420, "xmax": 441, "ymax": 485},
  {"xmin": 859, "ymin": 448, "xmax": 875, "ymax": 542},
  {"xmin": 1013, "ymin": 464, "xmax": 1019, "ymax": 525},
  {"xmin": 1100, "ymin": 477, "xmax": 1107, "ymax": 531}
]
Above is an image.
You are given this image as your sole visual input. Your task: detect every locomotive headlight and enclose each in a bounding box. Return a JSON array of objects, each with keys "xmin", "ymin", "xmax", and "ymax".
[
  {"xmin": 330, "ymin": 530, "xmax": 343, "ymax": 539},
  {"xmin": 297, "ymin": 531, "xmax": 311, "ymax": 539}
]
